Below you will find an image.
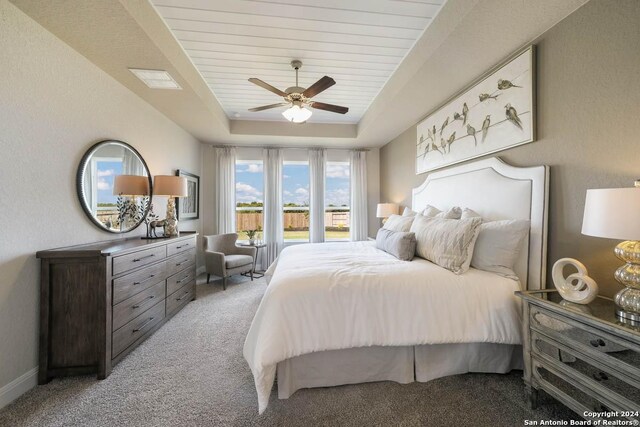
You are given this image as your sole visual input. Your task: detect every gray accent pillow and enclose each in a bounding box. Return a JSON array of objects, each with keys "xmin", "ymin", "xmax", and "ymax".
[
  {"xmin": 410, "ymin": 215, "xmax": 482, "ymax": 274},
  {"xmin": 402, "ymin": 207, "xmax": 417, "ymax": 217},
  {"xmin": 375, "ymin": 228, "xmax": 417, "ymax": 261}
]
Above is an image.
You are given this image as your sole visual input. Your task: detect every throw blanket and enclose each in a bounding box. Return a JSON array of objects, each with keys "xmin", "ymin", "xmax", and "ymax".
[{"xmin": 243, "ymin": 241, "xmax": 522, "ymax": 413}]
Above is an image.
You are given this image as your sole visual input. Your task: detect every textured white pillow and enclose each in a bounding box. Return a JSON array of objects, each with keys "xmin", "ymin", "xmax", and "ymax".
[
  {"xmin": 383, "ymin": 214, "xmax": 414, "ymax": 232},
  {"xmin": 422, "ymin": 205, "xmax": 462, "ymax": 219},
  {"xmin": 402, "ymin": 207, "xmax": 417, "ymax": 217},
  {"xmin": 410, "ymin": 215, "xmax": 482, "ymax": 274},
  {"xmin": 461, "ymin": 208, "xmax": 481, "ymax": 219},
  {"xmin": 471, "ymin": 219, "xmax": 531, "ymax": 279}
]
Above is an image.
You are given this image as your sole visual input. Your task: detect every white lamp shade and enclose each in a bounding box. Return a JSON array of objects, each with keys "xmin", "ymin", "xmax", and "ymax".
[
  {"xmin": 282, "ymin": 105, "xmax": 312, "ymax": 123},
  {"xmin": 112, "ymin": 175, "xmax": 149, "ymax": 196},
  {"xmin": 376, "ymin": 203, "xmax": 399, "ymax": 218},
  {"xmin": 582, "ymin": 188, "xmax": 640, "ymax": 240},
  {"xmin": 154, "ymin": 175, "xmax": 188, "ymax": 197}
]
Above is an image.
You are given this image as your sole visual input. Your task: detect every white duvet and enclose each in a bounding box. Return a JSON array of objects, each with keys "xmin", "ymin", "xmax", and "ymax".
[{"xmin": 243, "ymin": 241, "xmax": 523, "ymax": 413}]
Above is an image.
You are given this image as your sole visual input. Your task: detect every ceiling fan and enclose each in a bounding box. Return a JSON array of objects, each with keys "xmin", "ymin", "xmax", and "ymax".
[{"xmin": 247, "ymin": 60, "xmax": 349, "ymax": 123}]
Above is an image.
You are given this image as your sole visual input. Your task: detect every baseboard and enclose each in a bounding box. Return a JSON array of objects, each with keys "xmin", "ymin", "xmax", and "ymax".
[{"xmin": 0, "ymin": 367, "xmax": 38, "ymax": 409}]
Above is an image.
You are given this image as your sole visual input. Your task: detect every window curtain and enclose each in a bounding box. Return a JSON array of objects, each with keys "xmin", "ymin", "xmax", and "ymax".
[
  {"xmin": 349, "ymin": 150, "xmax": 368, "ymax": 241},
  {"xmin": 308, "ymin": 148, "xmax": 326, "ymax": 243},
  {"xmin": 213, "ymin": 146, "xmax": 236, "ymax": 234},
  {"xmin": 263, "ymin": 148, "xmax": 283, "ymax": 267}
]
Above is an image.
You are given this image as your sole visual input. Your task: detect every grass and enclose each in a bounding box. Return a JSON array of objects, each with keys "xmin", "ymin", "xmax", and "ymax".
[{"xmin": 237, "ymin": 230, "xmax": 350, "ymax": 241}]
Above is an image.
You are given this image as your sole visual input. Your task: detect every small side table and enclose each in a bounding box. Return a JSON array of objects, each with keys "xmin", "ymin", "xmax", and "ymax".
[{"xmin": 237, "ymin": 242, "xmax": 267, "ymax": 278}]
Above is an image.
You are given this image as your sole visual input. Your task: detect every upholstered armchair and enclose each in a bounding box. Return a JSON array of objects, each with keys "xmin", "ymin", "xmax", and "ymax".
[{"xmin": 204, "ymin": 233, "xmax": 257, "ymax": 290}]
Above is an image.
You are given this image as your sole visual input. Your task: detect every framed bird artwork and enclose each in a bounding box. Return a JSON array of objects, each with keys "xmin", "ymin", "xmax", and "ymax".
[{"xmin": 416, "ymin": 46, "xmax": 536, "ymax": 174}]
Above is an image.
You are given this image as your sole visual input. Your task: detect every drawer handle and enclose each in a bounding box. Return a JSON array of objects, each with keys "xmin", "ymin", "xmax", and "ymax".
[
  {"xmin": 133, "ymin": 274, "xmax": 156, "ymax": 286},
  {"xmin": 133, "ymin": 317, "xmax": 155, "ymax": 332},
  {"xmin": 176, "ymin": 275, "xmax": 190, "ymax": 284},
  {"xmin": 177, "ymin": 291, "xmax": 190, "ymax": 301},
  {"xmin": 132, "ymin": 295, "xmax": 155, "ymax": 309},
  {"xmin": 176, "ymin": 243, "xmax": 189, "ymax": 249},
  {"xmin": 592, "ymin": 372, "xmax": 609, "ymax": 381},
  {"xmin": 589, "ymin": 339, "xmax": 606, "ymax": 347},
  {"xmin": 176, "ymin": 260, "xmax": 188, "ymax": 266},
  {"xmin": 133, "ymin": 254, "xmax": 155, "ymax": 263}
]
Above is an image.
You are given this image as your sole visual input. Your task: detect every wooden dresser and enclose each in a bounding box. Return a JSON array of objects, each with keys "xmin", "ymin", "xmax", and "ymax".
[
  {"xmin": 37, "ymin": 232, "xmax": 197, "ymax": 384},
  {"xmin": 517, "ymin": 289, "xmax": 640, "ymax": 421}
]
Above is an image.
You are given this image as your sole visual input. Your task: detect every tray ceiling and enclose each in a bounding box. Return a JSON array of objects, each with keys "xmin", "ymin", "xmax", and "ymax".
[{"xmin": 150, "ymin": 0, "xmax": 446, "ymax": 124}]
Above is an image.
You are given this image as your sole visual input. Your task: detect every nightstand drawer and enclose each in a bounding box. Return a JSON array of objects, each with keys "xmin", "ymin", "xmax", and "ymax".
[
  {"xmin": 530, "ymin": 305, "xmax": 640, "ymax": 382},
  {"xmin": 532, "ymin": 331, "xmax": 640, "ymax": 412}
]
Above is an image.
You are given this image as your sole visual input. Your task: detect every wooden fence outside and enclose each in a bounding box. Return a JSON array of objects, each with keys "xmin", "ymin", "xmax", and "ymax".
[{"xmin": 236, "ymin": 212, "xmax": 350, "ymax": 231}]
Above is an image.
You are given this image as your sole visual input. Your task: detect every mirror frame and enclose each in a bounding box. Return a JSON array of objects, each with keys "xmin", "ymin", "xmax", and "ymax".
[{"xmin": 76, "ymin": 140, "xmax": 153, "ymax": 234}]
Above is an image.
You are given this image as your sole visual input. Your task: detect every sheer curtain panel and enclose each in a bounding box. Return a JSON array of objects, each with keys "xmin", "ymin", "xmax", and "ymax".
[
  {"xmin": 263, "ymin": 148, "xmax": 284, "ymax": 266},
  {"xmin": 349, "ymin": 150, "xmax": 368, "ymax": 241},
  {"xmin": 213, "ymin": 146, "xmax": 236, "ymax": 234},
  {"xmin": 308, "ymin": 148, "xmax": 326, "ymax": 243}
]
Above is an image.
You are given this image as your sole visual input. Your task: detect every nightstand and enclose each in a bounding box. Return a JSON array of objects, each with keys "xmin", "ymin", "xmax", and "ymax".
[{"xmin": 516, "ymin": 290, "xmax": 640, "ymax": 421}]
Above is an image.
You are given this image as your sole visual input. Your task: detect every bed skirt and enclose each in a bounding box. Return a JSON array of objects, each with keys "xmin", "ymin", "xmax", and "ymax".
[{"xmin": 276, "ymin": 343, "xmax": 523, "ymax": 399}]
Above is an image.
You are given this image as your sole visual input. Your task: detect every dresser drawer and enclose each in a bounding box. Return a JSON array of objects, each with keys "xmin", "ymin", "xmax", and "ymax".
[
  {"xmin": 112, "ymin": 300, "xmax": 165, "ymax": 358},
  {"xmin": 113, "ymin": 261, "xmax": 166, "ymax": 305},
  {"xmin": 113, "ymin": 246, "xmax": 166, "ymax": 276},
  {"xmin": 532, "ymin": 359, "xmax": 597, "ymax": 415},
  {"xmin": 167, "ymin": 237, "xmax": 196, "ymax": 257},
  {"xmin": 166, "ymin": 281, "xmax": 194, "ymax": 316},
  {"xmin": 532, "ymin": 331, "xmax": 640, "ymax": 412},
  {"xmin": 166, "ymin": 248, "xmax": 196, "ymax": 276},
  {"xmin": 530, "ymin": 305, "xmax": 640, "ymax": 382},
  {"xmin": 113, "ymin": 281, "xmax": 166, "ymax": 331},
  {"xmin": 167, "ymin": 268, "xmax": 196, "ymax": 297}
]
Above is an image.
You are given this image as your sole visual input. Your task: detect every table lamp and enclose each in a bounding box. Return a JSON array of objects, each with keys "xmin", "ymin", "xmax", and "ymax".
[
  {"xmin": 113, "ymin": 175, "xmax": 150, "ymax": 230},
  {"xmin": 581, "ymin": 186, "xmax": 640, "ymax": 322},
  {"xmin": 376, "ymin": 203, "xmax": 399, "ymax": 224},
  {"xmin": 154, "ymin": 175, "xmax": 188, "ymax": 237}
]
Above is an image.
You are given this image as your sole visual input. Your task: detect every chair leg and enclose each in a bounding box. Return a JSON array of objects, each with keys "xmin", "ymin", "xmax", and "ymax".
[
  {"xmin": 207, "ymin": 274, "xmax": 210, "ymax": 284},
  {"xmin": 250, "ymin": 270, "xmax": 254, "ymax": 281},
  {"xmin": 222, "ymin": 276, "xmax": 227, "ymax": 291}
]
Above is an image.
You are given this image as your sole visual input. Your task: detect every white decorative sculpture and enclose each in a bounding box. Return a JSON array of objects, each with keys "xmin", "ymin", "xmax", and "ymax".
[{"xmin": 552, "ymin": 258, "xmax": 599, "ymax": 304}]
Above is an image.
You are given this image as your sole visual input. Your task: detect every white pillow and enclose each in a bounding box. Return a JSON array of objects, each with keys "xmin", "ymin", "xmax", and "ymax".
[
  {"xmin": 402, "ymin": 207, "xmax": 417, "ymax": 217},
  {"xmin": 383, "ymin": 214, "xmax": 414, "ymax": 232},
  {"xmin": 422, "ymin": 205, "xmax": 462, "ymax": 219},
  {"xmin": 410, "ymin": 215, "xmax": 482, "ymax": 274},
  {"xmin": 471, "ymin": 219, "xmax": 530, "ymax": 279},
  {"xmin": 461, "ymin": 208, "xmax": 481, "ymax": 219}
]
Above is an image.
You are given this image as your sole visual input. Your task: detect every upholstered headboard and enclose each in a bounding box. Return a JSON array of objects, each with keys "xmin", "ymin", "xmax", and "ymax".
[{"xmin": 412, "ymin": 157, "xmax": 549, "ymax": 290}]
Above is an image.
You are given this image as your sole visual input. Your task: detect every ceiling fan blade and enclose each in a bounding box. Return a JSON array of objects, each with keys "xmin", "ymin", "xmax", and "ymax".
[
  {"xmin": 248, "ymin": 78, "xmax": 288, "ymax": 97},
  {"xmin": 302, "ymin": 76, "xmax": 336, "ymax": 98},
  {"xmin": 309, "ymin": 101, "xmax": 349, "ymax": 114},
  {"xmin": 248, "ymin": 103, "xmax": 289, "ymax": 112}
]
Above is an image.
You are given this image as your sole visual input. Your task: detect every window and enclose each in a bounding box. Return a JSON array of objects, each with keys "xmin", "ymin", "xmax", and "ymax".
[
  {"xmin": 325, "ymin": 162, "xmax": 350, "ymax": 241},
  {"xmin": 283, "ymin": 161, "xmax": 310, "ymax": 242},
  {"xmin": 92, "ymin": 157, "xmax": 123, "ymax": 228},
  {"xmin": 235, "ymin": 160, "xmax": 263, "ymax": 241}
]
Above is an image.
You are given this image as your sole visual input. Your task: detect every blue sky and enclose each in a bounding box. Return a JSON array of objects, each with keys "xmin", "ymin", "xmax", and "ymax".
[
  {"xmin": 96, "ymin": 160, "xmax": 123, "ymax": 204},
  {"xmin": 236, "ymin": 161, "xmax": 349, "ymax": 206}
]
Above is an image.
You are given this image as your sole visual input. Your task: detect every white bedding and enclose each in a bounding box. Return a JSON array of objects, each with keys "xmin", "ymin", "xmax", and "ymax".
[{"xmin": 243, "ymin": 241, "xmax": 523, "ymax": 413}]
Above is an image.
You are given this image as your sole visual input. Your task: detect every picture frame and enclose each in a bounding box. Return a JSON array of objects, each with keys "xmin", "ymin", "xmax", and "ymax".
[
  {"xmin": 175, "ymin": 169, "xmax": 199, "ymax": 220},
  {"xmin": 416, "ymin": 45, "xmax": 536, "ymax": 174}
]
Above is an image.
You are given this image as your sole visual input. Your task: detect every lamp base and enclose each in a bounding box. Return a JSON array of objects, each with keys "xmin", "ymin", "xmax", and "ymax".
[
  {"xmin": 613, "ymin": 240, "xmax": 640, "ymax": 321},
  {"xmin": 615, "ymin": 308, "xmax": 640, "ymax": 325},
  {"xmin": 165, "ymin": 197, "xmax": 179, "ymax": 237}
]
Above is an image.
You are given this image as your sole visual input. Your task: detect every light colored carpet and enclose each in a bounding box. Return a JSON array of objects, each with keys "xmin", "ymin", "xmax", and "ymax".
[{"xmin": 0, "ymin": 275, "xmax": 576, "ymax": 426}]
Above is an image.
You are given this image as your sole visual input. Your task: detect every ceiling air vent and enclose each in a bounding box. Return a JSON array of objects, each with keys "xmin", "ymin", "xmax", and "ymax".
[{"xmin": 129, "ymin": 68, "xmax": 181, "ymax": 89}]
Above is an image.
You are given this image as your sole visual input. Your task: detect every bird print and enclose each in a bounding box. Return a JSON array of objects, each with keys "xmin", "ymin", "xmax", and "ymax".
[
  {"xmin": 505, "ymin": 104, "xmax": 523, "ymax": 130},
  {"xmin": 497, "ymin": 79, "xmax": 522, "ymax": 90},
  {"xmin": 467, "ymin": 124, "xmax": 477, "ymax": 146},
  {"xmin": 440, "ymin": 117, "xmax": 449, "ymax": 136},
  {"xmin": 479, "ymin": 93, "xmax": 500, "ymax": 102},
  {"xmin": 446, "ymin": 132, "xmax": 456, "ymax": 153},
  {"xmin": 453, "ymin": 112, "xmax": 462, "ymax": 122},
  {"xmin": 440, "ymin": 137, "xmax": 447, "ymax": 153},
  {"xmin": 430, "ymin": 143, "xmax": 442, "ymax": 155},
  {"xmin": 462, "ymin": 103, "xmax": 469, "ymax": 125},
  {"xmin": 426, "ymin": 127, "xmax": 434, "ymax": 143},
  {"xmin": 481, "ymin": 115, "xmax": 491, "ymax": 142}
]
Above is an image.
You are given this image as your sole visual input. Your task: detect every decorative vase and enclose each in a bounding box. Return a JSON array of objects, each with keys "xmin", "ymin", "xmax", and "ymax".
[{"xmin": 249, "ymin": 239, "xmax": 255, "ymax": 245}]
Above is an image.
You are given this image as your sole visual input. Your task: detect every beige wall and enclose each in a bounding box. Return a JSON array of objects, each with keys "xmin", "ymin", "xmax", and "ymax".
[
  {"xmin": 0, "ymin": 0, "xmax": 202, "ymax": 398},
  {"xmin": 380, "ymin": 0, "xmax": 640, "ymax": 298}
]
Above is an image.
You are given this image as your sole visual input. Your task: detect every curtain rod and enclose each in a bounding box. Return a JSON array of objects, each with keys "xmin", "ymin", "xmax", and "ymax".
[{"xmin": 206, "ymin": 144, "xmax": 370, "ymax": 152}]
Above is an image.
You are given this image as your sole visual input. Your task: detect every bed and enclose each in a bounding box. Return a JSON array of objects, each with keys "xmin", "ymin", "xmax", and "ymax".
[{"xmin": 243, "ymin": 157, "xmax": 549, "ymax": 413}]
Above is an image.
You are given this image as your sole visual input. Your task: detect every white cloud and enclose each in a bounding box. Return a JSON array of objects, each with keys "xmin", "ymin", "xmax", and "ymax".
[
  {"xmin": 327, "ymin": 164, "xmax": 350, "ymax": 179},
  {"xmin": 283, "ymin": 175, "xmax": 290, "ymax": 179},
  {"xmin": 236, "ymin": 182, "xmax": 263, "ymax": 203},
  {"xmin": 284, "ymin": 190, "xmax": 292, "ymax": 196},
  {"xmin": 97, "ymin": 178, "xmax": 111, "ymax": 191},
  {"xmin": 238, "ymin": 163, "xmax": 263, "ymax": 173},
  {"xmin": 294, "ymin": 187, "xmax": 309, "ymax": 196},
  {"xmin": 326, "ymin": 188, "xmax": 349, "ymax": 206},
  {"xmin": 97, "ymin": 169, "xmax": 115, "ymax": 177}
]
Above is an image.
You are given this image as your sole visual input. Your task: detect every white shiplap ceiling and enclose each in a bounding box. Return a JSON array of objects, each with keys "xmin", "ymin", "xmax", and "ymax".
[{"xmin": 150, "ymin": 0, "xmax": 446, "ymax": 124}]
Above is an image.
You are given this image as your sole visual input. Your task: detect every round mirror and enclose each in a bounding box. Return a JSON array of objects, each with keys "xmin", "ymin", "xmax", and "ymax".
[{"xmin": 77, "ymin": 140, "xmax": 153, "ymax": 233}]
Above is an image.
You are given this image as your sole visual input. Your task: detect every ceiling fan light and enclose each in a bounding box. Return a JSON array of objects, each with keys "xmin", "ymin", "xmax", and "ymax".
[{"xmin": 282, "ymin": 105, "xmax": 312, "ymax": 123}]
